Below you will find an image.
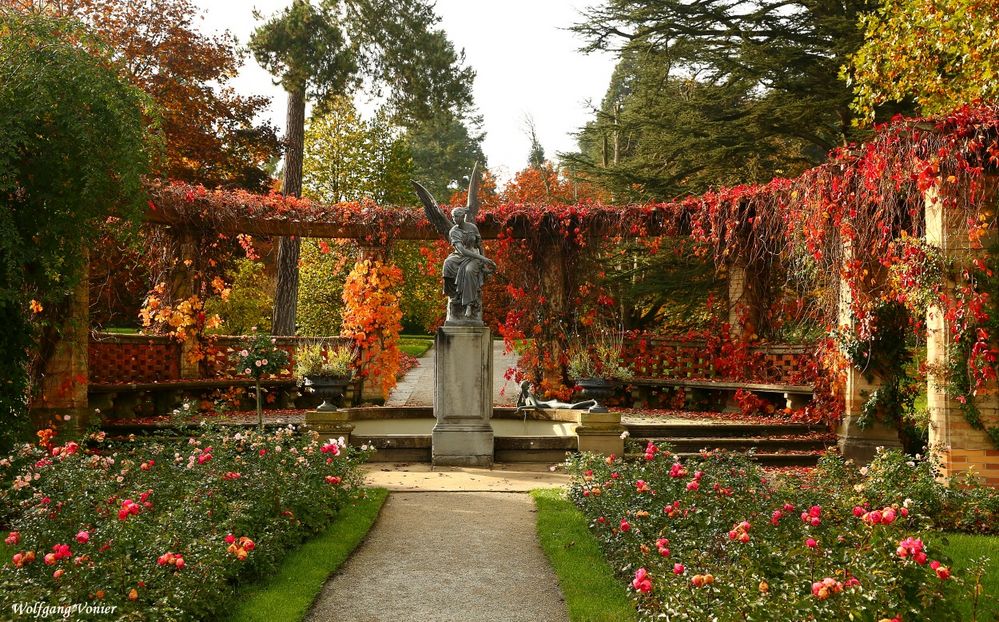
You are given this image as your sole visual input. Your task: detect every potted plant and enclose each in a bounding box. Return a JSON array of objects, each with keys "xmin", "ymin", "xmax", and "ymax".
[
  {"xmin": 568, "ymin": 330, "xmax": 633, "ymax": 412},
  {"xmin": 296, "ymin": 341, "xmax": 354, "ymax": 412},
  {"xmin": 231, "ymin": 332, "xmax": 290, "ymax": 431}
]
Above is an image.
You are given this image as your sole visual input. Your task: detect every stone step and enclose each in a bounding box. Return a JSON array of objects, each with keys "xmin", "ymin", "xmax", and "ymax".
[
  {"xmin": 625, "ymin": 422, "xmax": 824, "ymax": 438},
  {"xmin": 352, "ymin": 434, "xmax": 578, "ymax": 463},
  {"xmin": 635, "ymin": 436, "xmax": 832, "ymax": 453},
  {"xmin": 626, "ymin": 451, "xmax": 825, "ymax": 467}
]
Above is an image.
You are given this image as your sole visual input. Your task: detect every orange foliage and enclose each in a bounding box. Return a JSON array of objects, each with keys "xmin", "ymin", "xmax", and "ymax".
[
  {"xmin": 501, "ymin": 162, "xmax": 609, "ymax": 204},
  {"xmin": 21, "ymin": 0, "xmax": 279, "ymax": 191},
  {"xmin": 340, "ymin": 259, "xmax": 404, "ymax": 398}
]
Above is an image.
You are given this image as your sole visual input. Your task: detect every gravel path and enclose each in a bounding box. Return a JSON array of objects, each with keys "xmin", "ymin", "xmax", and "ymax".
[
  {"xmin": 305, "ymin": 492, "xmax": 569, "ymax": 622},
  {"xmin": 385, "ymin": 340, "xmax": 520, "ymax": 407}
]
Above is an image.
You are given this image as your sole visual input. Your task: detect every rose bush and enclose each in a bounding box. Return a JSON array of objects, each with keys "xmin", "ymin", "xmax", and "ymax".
[
  {"xmin": 568, "ymin": 447, "xmax": 988, "ymax": 620},
  {"xmin": 0, "ymin": 425, "xmax": 369, "ymax": 620}
]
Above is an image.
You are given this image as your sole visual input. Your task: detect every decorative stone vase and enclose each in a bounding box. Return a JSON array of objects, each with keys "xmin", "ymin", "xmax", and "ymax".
[
  {"xmin": 574, "ymin": 377, "xmax": 617, "ymax": 413},
  {"xmin": 302, "ymin": 375, "xmax": 350, "ymax": 412}
]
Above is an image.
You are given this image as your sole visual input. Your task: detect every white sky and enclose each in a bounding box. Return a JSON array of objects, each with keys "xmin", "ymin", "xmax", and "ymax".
[{"xmin": 193, "ymin": 0, "xmax": 617, "ymax": 183}]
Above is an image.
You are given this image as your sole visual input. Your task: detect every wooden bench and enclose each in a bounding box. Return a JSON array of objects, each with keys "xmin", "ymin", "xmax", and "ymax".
[
  {"xmin": 627, "ymin": 379, "xmax": 814, "ymax": 412},
  {"xmin": 89, "ymin": 377, "xmax": 363, "ymax": 418}
]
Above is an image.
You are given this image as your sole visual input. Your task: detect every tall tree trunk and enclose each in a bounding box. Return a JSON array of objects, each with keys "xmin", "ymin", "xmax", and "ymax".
[{"xmin": 272, "ymin": 87, "xmax": 306, "ymax": 335}]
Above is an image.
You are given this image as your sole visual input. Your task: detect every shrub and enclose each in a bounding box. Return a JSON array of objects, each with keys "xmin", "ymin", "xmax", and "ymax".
[
  {"xmin": 568, "ymin": 446, "xmax": 984, "ymax": 621},
  {"xmin": 204, "ymin": 259, "xmax": 272, "ymax": 335},
  {"xmin": 0, "ymin": 426, "xmax": 369, "ymax": 621}
]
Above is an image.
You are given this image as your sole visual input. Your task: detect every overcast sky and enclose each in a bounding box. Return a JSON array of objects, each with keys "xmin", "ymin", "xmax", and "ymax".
[{"xmin": 193, "ymin": 0, "xmax": 617, "ymax": 183}]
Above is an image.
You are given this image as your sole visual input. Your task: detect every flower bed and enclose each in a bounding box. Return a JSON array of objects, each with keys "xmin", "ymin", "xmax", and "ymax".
[
  {"xmin": 568, "ymin": 447, "xmax": 992, "ymax": 620},
  {"xmin": 0, "ymin": 426, "xmax": 369, "ymax": 620}
]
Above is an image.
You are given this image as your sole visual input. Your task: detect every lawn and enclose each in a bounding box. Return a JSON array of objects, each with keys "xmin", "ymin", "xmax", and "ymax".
[
  {"xmin": 398, "ymin": 335, "xmax": 433, "ymax": 357},
  {"xmin": 220, "ymin": 487, "xmax": 388, "ymax": 622},
  {"xmin": 937, "ymin": 532, "xmax": 999, "ymax": 621},
  {"xmin": 531, "ymin": 488, "xmax": 637, "ymax": 622}
]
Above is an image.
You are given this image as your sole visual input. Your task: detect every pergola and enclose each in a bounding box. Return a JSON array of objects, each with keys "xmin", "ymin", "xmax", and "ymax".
[{"xmin": 32, "ymin": 106, "xmax": 999, "ymax": 482}]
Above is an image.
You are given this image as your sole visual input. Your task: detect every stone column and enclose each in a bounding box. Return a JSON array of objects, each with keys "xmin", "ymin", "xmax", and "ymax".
[
  {"xmin": 925, "ymin": 184, "xmax": 999, "ymax": 485},
  {"xmin": 837, "ymin": 241, "xmax": 901, "ymax": 462},
  {"xmin": 32, "ymin": 251, "xmax": 90, "ymax": 432},
  {"xmin": 432, "ymin": 325, "xmax": 494, "ymax": 467}
]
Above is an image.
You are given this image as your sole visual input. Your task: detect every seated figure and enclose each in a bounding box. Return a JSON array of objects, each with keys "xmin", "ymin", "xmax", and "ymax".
[{"xmin": 515, "ymin": 380, "xmax": 597, "ymax": 413}]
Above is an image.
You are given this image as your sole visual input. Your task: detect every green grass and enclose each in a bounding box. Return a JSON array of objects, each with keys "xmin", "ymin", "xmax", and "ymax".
[
  {"xmin": 937, "ymin": 532, "xmax": 999, "ymax": 621},
  {"xmin": 398, "ymin": 336, "xmax": 433, "ymax": 357},
  {"xmin": 220, "ymin": 488, "xmax": 388, "ymax": 622},
  {"xmin": 531, "ymin": 488, "xmax": 637, "ymax": 622}
]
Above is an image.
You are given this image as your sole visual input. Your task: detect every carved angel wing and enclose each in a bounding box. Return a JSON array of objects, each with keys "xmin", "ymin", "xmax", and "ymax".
[
  {"xmin": 466, "ymin": 161, "xmax": 480, "ymax": 219},
  {"xmin": 412, "ymin": 180, "xmax": 453, "ymax": 239}
]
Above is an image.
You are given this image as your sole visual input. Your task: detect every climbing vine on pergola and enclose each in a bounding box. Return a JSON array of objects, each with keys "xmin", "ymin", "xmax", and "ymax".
[{"xmin": 146, "ymin": 105, "xmax": 999, "ymax": 428}]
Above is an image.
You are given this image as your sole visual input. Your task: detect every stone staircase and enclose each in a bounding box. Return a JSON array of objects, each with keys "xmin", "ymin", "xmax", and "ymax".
[{"xmin": 623, "ymin": 420, "xmax": 835, "ymax": 466}]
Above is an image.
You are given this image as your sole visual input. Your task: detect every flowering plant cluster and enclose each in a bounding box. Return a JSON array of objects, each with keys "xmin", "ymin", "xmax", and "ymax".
[
  {"xmin": 231, "ymin": 332, "xmax": 290, "ymax": 380},
  {"xmin": 568, "ymin": 446, "xmax": 990, "ymax": 620},
  {"xmin": 0, "ymin": 426, "xmax": 369, "ymax": 620}
]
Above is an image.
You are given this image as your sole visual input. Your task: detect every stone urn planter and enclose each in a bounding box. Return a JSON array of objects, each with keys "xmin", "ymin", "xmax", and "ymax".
[
  {"xmin": 573, "ymin": 377, "xmax": 617, "ymax": 413},
  {"xmin": 302, "ymin": 375, "xmax": 351, "ymax": 412}
]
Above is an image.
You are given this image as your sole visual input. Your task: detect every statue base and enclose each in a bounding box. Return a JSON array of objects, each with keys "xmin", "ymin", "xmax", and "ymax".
[{"xmin": 432, "ymin": 324, "xmax": 494, "ymax": 467}]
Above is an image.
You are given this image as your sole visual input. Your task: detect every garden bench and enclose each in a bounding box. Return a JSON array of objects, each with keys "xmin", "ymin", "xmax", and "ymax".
[{"xmin": 627, "ymin": 378, "xmax": 814, "ymax": 412}]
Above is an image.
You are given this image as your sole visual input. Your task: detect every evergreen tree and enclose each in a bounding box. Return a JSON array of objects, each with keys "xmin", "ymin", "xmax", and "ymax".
[{"xmin": 567, "ymin": 0, "xmax": 897, "ymax": 201}]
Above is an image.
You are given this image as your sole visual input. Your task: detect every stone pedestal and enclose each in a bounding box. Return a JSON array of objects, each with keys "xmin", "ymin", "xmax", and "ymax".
[
  {"xmin": 306, "ymin": 410, "xmax": 355, "ymax": 444},
  {"xmin": 574, "ymin": 410, "xmax": 625, "ymax": 456},
  {"xmin": 432, "ymin": 325, "xmax": 494, "ymax": 467}
]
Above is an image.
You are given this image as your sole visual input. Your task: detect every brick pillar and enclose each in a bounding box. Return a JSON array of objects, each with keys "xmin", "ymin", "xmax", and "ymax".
[
  {"xmin": 837, "ymin": 241, "xmax": 901, "ymax": 462},
  {"xmin": 170, "ymin": 230, "xmax": 199, "ymax": 379},
  {"xmin": 32, "ymin": 250, "xmax": 90, "ymax": 432},
  {"xmin": 925, "ymin": 184, "xmax": 999, "ymax": 485},
  {"xmin": 728, "ymin": 262, "xmax": 760, "ymax": 338}
]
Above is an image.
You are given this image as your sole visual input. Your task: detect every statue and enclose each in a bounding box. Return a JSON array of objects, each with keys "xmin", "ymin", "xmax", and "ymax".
[
  {"xmin": 515, "ymin": 381, "xmax": 597, "ymax": 414},
  {"xmin": 413, "ymin": 164, "xmax": 496, "ymax": 325}
]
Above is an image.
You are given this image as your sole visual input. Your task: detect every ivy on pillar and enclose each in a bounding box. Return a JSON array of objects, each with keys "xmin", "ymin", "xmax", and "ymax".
[
  {"xmin": 170, "ymin": 229, "xmax": 200, "ymax": 379},
  {"xmin": 925, "ymin": 184, "xmax": 999, "ymax": 485},
  {"xmin": 32, "ymin": 251, "xmax": 90, "ymax": 433},
  {"xmin": 837, "ymin": 241, "xmax": 902, "ymax": 463},
  {"xmin": 727, "ymin": 261, "xmax": 760, "ymax": 338},
  {"xmin": 342, "ymin": 244, "xmax": 403, "ymax": 404}
]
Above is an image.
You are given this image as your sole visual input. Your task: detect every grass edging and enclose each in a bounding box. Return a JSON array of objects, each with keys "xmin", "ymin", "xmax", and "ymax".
[
  {"xmin": 220, "ymin": 487, "xmax": 389, "ymax": 622},
  {"xmin": 531, "ymin": 488, "xmax": 637, "ymax": 622}
]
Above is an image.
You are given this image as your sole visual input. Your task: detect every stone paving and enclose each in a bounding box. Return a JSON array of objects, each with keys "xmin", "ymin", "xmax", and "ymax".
[
  {"xmin": 305, "ymin": 489, "xmax": 570, "ymax": 622},
  {"xmin": 385, "ymin": 340, "xmax": 520, "ymax": 407}
]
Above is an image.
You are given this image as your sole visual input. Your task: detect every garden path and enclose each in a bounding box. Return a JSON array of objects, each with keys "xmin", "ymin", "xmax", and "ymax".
[
  {"xmin": 305, "ymin": 491, "xmax": 570, "ymax": 622},
  {"xmin": 385, "ymin": 340, "xmax": 519, "ymax": 407}
]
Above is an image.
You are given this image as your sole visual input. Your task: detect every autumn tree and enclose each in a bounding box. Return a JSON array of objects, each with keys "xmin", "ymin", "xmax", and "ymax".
[
  {"xmin": 0, "ymin": 11, "xmax": 151, "ymax": 447},
  {"xmin": 251, "ymin": 0, "xmax": 475, "ymax": 336},
  {"xmin": 846, "ymin": 0, "xmax": 999, "ymax": 122},
  {"xmin": 17, "ymin": 0, "xmax": 279, "ymax": 190}
]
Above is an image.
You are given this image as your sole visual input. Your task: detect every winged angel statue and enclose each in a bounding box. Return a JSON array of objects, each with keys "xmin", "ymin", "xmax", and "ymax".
[{"xmin": 412, "ymin": 164, "xmax": 496, "ymax": 325}]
